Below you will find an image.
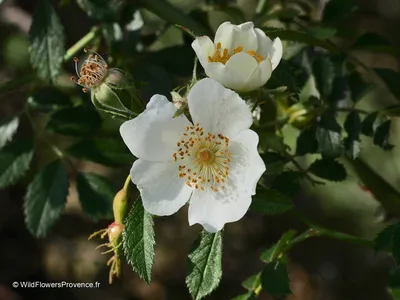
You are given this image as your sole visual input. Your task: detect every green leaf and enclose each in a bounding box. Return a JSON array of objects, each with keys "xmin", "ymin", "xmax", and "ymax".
[
  {"xmin": 344, "ymin": 111, "xmax": 362, "ymax": 159},
  {"xmin": 373, "ymin": 120, "xmax": 394, "ymax": 150},
  {"xmin": 322, "ymin": 0, "xmax": 358, "ymax": 24},
  {"xmin": 231, "ymin": 293, "xmax": 255, "ymax": 300},
  {"xmin": 345, "ymin": 158, "xmax": 400, "ymax": 218},
  {"xmin": 29, "ymin": 0, "xmax": 65, "ymax": 82},
  {"xmin": 373, "ymin": 223, "xmax": 400, "ymax": 265},
  {"xmin": 186, "ymin": 231, "xmax": 223, "ymax": 300},
  {"xmin": 24, "ymin": 160, "xmax": 69, "ymax": 237},
  {"xmin": 0, "ymin": 139, "xmax": 34, "ymax": 188},
  {"xmin": 361, "ymin": 111, "xmax": 379, "ymax": 137},
  {"xmin": 46, "ymin": 106, "xmax": 102, "ymax": 136},
  {"xmin": 262, "ymin": 28, "xmax": 335, "ymax": 51},
  {"xmin": 312, "ymin": 55, "xmax": 335, "ymax": 99},
  {"xmin": 316, "ymin": 111, "xmax": 343, "ymax": 158},
  {"xmin": 260, "ymin": 230, "xmax": 297, "ymax": 263},
  {"xmin": 306, "ymin": 27, "xmax": 337, "ymax": 40},
  {"xmin": 123, "ymin": 199, "xmax": 155, "ymax": 283},
  {"xmin": 76, "ymin": 172, "xmax": 115, "ymax": 221},
  {"xmin": 348, "ymin": 72, "xmax": 373, "ymax": 103},
  {"xmin": 295, "ymin": 125, "xmax": 319, "ymax": 156},
  {"xmin": 77, "ymin": 0, "xmax": 125, "ymax": 21},
  {"xmin": 250, "ymin": 189, "xmax": 294, "ymax": 215},
  {"xmin": 270, "ymin": 171, "xmax": 303, "ymax": 197},
  {"xmin": 27, "ymin": 86, "xmax": 71, "ymax": 112},
  {"xmin": 353, "ymin": 32, "xmax": 396, "ymax": 55},
  {"xmin": 242, "ymin": 273, "xmax": 261, "ymax": 291},
  {"xmin": 374, "ymin": 223, "xmax": 396, "ymax": 252},
  {"xmin": 308, "ymin": 158, "xmax": 347, "ymax": 182},
  {"xmin": 261, "ymin": 263, "xmax": 292, "ymax": 296},
  {"xmin": 375, "ymin": 68, "xmax": 400, "ymax": 101},
  {"xmin": 260, "ymin": 152, "xmax": 288, "ymax": 176},
  {"xmin": 67, "ymin": 137, "xmax": 132, "ymax": 167},
  {"xmin": 0, "ymin": 116, "xmax": 19, "ymax": 150},
  {"xmin": 140, "ymin": 0, "xmax": 209, "ymax": 35}
]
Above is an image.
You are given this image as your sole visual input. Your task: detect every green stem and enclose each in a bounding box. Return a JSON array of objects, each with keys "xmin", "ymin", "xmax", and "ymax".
[
  {"xmin": 63, "ymin": 26, "xmax": 100, "ymax": 61},
  {"xmin": 285, "ymin": 227, "xmax": 373, "ymax": 252},
  {"xmin": 256, "ymin": 0, "xmax": 268, "ymax": 14}
]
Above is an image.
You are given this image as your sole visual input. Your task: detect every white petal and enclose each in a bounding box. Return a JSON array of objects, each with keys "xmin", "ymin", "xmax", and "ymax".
[
  {"xmin": 214, "ymin": 21, "xmax": 257, "ymax": 52},
  {"xmin": 244, "ymin": 58, "xmax": 273, "ymax": 91},
  {"xmin": 191, "ymin": 36, "xmax": 215, "ymax": 71},
  {"xmin": 187, "ymin": 78, "xmax": 253, "ymax": 138},
  {"xmin": 229, "ymin": 129, "xmax": 266, "ymax": 195},
  {"xmin": 130, "ymin": 159, "xmax": 192, "ymax": 216},
  {"xmin": 188, "ymin": 187, "xmax": 252, "ymax": 232},
  {"xmin": 270, "ymin": 37, "xmax": 283, "ymax": 70},
  {"xmin": 254, "ymin": 29, "xmax": 282, "ymax": 70},
  {"xmin": 120, "ymin": 94, "xmax": 191, "ymax": 162},
  {"xmin": 206, "ymin": 52, "xmax": 258, "ymax": 91}
]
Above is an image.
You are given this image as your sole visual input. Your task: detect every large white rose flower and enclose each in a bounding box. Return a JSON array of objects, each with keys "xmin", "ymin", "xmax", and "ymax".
[
  {"xmin": 192, "ymin": 21, "xmax": 283, "ymax": 92},
  {"xmin": 120, "ymin": 78, "xmax": 266, "ymax": 232}
]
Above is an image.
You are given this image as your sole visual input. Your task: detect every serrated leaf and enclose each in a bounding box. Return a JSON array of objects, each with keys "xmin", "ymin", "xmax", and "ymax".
[
  {"xmin": 374, "ymin": 224, "xmax": 396, "ymax": 252},
  {"xmin": 261, "ymin": 263, "xmax": 292, "ymax": 296},
  {"xmin": 76, "ymin": 172, "xmax": 115, "ymax": 221},
  {"xmin": 348, "ymin": 72, "xmax": 373, "ymax": 103},
  {"xmin": 186, "ymin": 231, "xmax": 223, "ymax": 300},
  {"xmin": 260, "ymin": 230, "xmax": 297, "ymax": 263},
  {"xmin": 262, "ymin": 28, "xmax": 335, "ymax": 51},
  {"xmin": 259, "ymin": 132, "xmax": 289, "ymax": 153},
  {"xmin": 375, "ymin": 68, "xmax": 400, "ymax": 101},
  {"xmin": 308, "ymin": 159, "xmax": 347, "ymax": 182},
  {"xmin": 295, "ymin": 125, "xmax": 319, "ymax": 156},
  {"xmin": 24, "ymin": 160, "xmax": 69, "ymax": 237},
  {"xmin": 231, "ymin": 293, "xmax": 255, "ymax": 300},
  {"xmin": 312, "ymin": 55, "xmax": 335, "ymax": 99},
  {"xmin": 361, "ymin": 111, "xmax": 379, "ymax": 137},
  {"xmin": 344, "ymin": 111, "xmax": 362, "ymax": 159},
  {"xmin": 67, "ymin": 137, "xmax": 132, "ymax": 167},
  {"xmin": 0, "ymin": 116, "xmax": 19, "ymax": 150},
  {"xmin": 345, "ymin": 158, "xmax": 400, "ymax": 218},
  {"xmin": 373, "ymin": 120, "xmax": 394, "ymax": 150},
  {"xmin": 353, "ymin": 32, "xmax": 396, "ymax": 55},
  {"xmin": 27, "ymin": 86, "xmax": 71, "ymax": 112},
  {"xmin": 251, "ymin": 189, "xmax": 294, "ymax": 215},
  {"xmin": 77, "ymin": 0, "xmax": 125, "ymax": 21},
  {"xmin": 316, "ymin": 111, "xmax": 343, "ymax": 158},
  {"xmin": 29, "ymin": 0, "xmax": 65, "ymax": 82},
  {"xmin": 270, "ymin": 171, "xmax": 303, "ymax": 197},
  {"xmin": 46, "ymin": 106, "xmax": 102, "ymax": 136},
  {"xmin": 0, "ymin": 139, "xmax": 34, "ymax": 189},
  {"xmin": 322, "ymin": 0, "xmax": 358, "ymax": 24},
  {"xmin": 260, "ymin": 152, "xmax": 288, "ymax": 176},
  {"xmin": 242, "ymin": 273, "xmax": 261, "ymax": 291},
  {"xmin": 123, "ymin": 199, "xmax": 155, "ymax": 283}
]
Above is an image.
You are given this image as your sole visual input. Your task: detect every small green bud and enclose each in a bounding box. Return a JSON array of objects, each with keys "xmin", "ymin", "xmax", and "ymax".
[{"xmin": 113, "ymin": 188, "xmax": 130, "ymax": 225}]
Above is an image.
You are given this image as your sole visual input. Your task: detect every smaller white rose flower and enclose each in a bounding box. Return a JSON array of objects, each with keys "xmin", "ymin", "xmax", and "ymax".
[
  {"xmin": 191, "ymin": 21, "xmax": 283, "ymax": 92},
  {"xmin": 120, "ymin": 78, "xmax": 266, "ymax": 232}
]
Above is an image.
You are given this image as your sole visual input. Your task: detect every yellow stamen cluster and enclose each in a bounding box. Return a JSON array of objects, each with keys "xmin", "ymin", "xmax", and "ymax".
[
  {"xmin": 173, "ymin": 123, "xmax": 231, "ymax": 192},
  {"xmin": 208, "ymin": 42, "xmax": 264, "ymax": 64},
  {"xmin": 71, "ymin": 49, "xmax": 108, "ymax": 92}
]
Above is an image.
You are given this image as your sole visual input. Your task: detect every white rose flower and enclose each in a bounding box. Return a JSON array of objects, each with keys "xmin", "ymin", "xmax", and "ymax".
[
  {"xmin": 120, "ymin": 78, "xmax": 266, "ymax": 232},
  {"xmin": 191, "ymin": 21, "xmax": 283, "ymax": 92}
]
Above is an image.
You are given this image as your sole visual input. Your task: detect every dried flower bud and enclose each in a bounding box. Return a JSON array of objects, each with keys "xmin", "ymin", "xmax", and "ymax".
[
  {"xmin": 71, "ymin": 49, "xmax": 143, "ymax": 119},
  {"xmin": 171, "ymin": 91, "xmax": 187, "ymax": 109}
]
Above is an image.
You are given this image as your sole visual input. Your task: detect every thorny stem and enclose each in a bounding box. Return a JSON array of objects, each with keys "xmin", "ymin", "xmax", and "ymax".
[{"xmin": 286, "ymin": 154, "xmax": 324, "ymax": 185}]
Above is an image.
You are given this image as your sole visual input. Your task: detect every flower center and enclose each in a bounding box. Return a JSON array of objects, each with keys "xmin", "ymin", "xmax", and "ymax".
[
  {"xmin": 208, "ymin": 42, "xmax": 264, "ymax": 65},
  {"xmin": 71, "ymin": 49, "xmax": 108, "ymax": 93},
  {"xmin": 173, "ymin": 123, "xmax": 231, "ymax": 192}
]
